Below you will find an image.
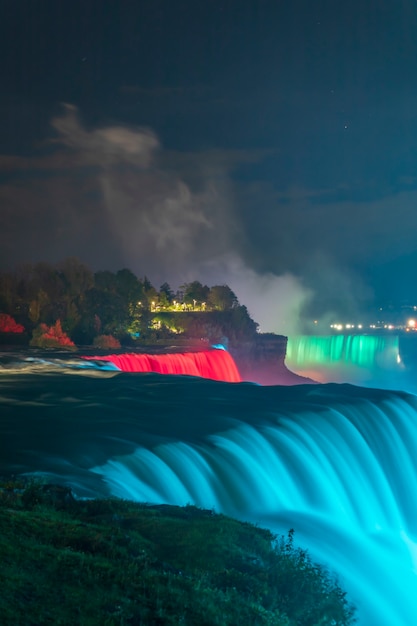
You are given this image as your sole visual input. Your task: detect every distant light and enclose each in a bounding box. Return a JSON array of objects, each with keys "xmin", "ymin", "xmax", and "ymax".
[
  {"xmin": 408, "ymin": 319, "xmax": 416, "ymax": 328},
  {"xmin": 358, "ymin": 324, "xmax": 363, "ymax": 329}
]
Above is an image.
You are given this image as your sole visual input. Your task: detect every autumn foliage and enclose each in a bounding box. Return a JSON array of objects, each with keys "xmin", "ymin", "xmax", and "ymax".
[
  {"xmin": 30, "ymin": 320, "xmax": 75, "ymax": 348},
  {"xmin": 92, "ymin": 334, "xmax": 121, "ymax": 349},
  {"xmin": 0, "ymin": 314, "xmax": 25, "ymax": 333},
  {"xmin": 0, "ymin": 259, "xmax": 259, "ymax": 346}
]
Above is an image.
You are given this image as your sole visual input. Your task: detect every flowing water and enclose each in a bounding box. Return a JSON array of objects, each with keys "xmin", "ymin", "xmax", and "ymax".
[
  {"xmin": 82, "ymin": 347, "xmax": 241, "ymax": 382},
  {"xmin": 1, "ymin": 344, "xmax": 417, "ymax": 624},
  {"xmin": 286, "ymin": 333, "xmax": 417, "ymax": 392}
]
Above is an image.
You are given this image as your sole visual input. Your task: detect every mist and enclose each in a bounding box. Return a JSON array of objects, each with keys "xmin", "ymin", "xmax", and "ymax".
[
  {"xmin": 47, "ymin": 106, "xmax": 315, "ymax": 334},
  {"xmin": 0, "ymin": 105, "xmax": 372, "ymax": 335}
]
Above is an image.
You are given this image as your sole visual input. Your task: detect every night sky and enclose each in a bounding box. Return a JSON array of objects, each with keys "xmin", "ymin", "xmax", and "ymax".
[{"xmin": 1, "ymin": 0, "xmax": 417, "ymax": 332}]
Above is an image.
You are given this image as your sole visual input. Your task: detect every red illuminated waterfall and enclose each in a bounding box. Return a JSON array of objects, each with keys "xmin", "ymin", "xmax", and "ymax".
[{"xmin": 83, "ymin": 349, "xmax": 242, "ymax": 383}]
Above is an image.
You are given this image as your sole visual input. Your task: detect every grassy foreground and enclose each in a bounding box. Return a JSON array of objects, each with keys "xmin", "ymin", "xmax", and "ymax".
[{"xmin": 0, "ymin": 481, "xmax": 356, "ymax": 626}]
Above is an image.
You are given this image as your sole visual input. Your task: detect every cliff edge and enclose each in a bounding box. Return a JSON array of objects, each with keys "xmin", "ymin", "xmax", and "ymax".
[{"xmin": 230, "ymin": 334, "xmax": 317, "ymax": 386}]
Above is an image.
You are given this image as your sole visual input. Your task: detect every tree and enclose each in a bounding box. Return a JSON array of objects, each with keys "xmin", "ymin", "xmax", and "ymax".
[
  {"xmin": 80, "ymin": 288, "xmax": 128, "ymax": 337},
  {"xmin": 159, "ymin": 282, "xmax": 174, "ymax": 308},
  {"xmin": 182, "ymin": 281, "xmax": 210, "ymax": 308},
  {"xmin": 59, "ymin": 258, "xmax": 93, "ymax": 299},
  {"xmin": 32, "ymin": 262, "xmax": 64, "ymax": 300},
  {"xmin": 208, "ymin": 285, "xmax": 239, "ymax": 311},
  {"xmin": 115, "ymin": 269, "xmax": 144, "ymax": 304},
  {"xmin": 31, "ymin": 263, "xmax": 65, "ymax": 323},
  {"xmin": 228, "ymin": 305, "xmax": 258, "ymax": 339},
  {"xmin": 0, "ymin": 271, "xmax": 17, "ymax": 314},
  {"xmin": 142, "ymin": 276, "xmax": 159, "ymax": 309},
  {"xmin": 58, "ymin": 258, "xmax": 93, "ymax": 333},
  {"xmin": 94, "ymin": 270, "xmax": 118, "ymax": 293},
  {"xmin": 1, "ymin": 263, "xmax": 64, "ymax": 327}
]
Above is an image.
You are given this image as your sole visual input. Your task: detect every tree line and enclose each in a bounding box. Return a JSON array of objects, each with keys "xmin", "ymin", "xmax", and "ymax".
[{"xmin": 0, "ymin": 258, "xmax": 258, "ymax": 345}]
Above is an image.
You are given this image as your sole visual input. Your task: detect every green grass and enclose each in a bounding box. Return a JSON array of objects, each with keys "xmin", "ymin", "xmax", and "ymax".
[{"xmin": 0, "ymin": 480, "xmax": 356, "ymax": 625}]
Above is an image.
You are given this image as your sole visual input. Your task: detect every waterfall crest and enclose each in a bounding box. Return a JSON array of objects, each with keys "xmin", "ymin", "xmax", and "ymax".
[
  {"xmin": 286, "ymin": 334, "xmax": 405, "ymax": 387},
  {"xmin": 83, "ymin": 348, "xmax": 242, "ymax": 382}
]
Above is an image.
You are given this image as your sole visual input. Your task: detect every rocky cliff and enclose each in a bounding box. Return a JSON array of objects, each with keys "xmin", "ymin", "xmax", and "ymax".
[{"xmin": 230, "ymin": 334, "xmax": 316, "ymax": 386}]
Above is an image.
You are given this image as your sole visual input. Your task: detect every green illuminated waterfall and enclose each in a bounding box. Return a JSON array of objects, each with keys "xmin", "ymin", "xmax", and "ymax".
[{"xmin": 286, "ymin": 335, "xmax": 403, "ymax": 385}]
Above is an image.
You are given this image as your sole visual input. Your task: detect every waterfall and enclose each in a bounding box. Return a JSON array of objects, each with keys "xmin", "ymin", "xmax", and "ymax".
[
  {"xmin": 2, "ymin": 354, "xmax": 417, "ymax": 624},
  {"xmin": 285, "ymin": 334, "xmax": 404, "ymax": 387},
  {"xmin": 83, "ymin": 348, "xmax": 242, "ymax": 382},
  {"xmin": 86, "ymin": 386, "xmax": 417, "ymax": 626}
]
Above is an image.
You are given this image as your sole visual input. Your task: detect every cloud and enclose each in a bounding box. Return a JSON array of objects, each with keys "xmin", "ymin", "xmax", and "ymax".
[
  {"xmin": 0, "ymin": 104, "xmax": 314, "ymax": 332},
  {"xmin": 25, "ymin": 106, "xmax": 225, "ymax": 279},
  {"xmin": 234, "ymin": 179, "xmax": 417, "ymax": 317},
  {"xmin": 0, "ymin": 174, "xmax": 123, "ymax": 270},
  {"xmin": 98, "ymin": 172, "xmax": 213, "ymax": 269},
  {"xmin": 50, "ymin": 103, "xmax": 159, "ymax": 167},
  {"xmin": 46, "ymin": 106, "xmax": 275, "ymax": 291},
  {"xmin": 0, "ymin": 105, "xmax": 265, "ymax": 289},
  {"xmin": 3, "ymin": 103, "xmax": 415, "ymax": 332},
  {"xmin": 237, "ymin": 182, "xmax": 417, "ymax": 272}
]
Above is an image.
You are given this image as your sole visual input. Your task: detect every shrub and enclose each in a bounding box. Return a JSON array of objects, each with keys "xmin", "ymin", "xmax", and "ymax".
[
  {"xmin": 30, "ymin": 320, "xmax": 76, "ymax": 348},
  {"xmin": 0, "ymin": 486, "xmax": 356, "ymax": 626},
  {"xmin": 0, "ymin": 313, "xmax": 25, "ymax": 333},
  {"xmin": 93, "ymin": 334, "xmax": 121, "ymax": 349}
]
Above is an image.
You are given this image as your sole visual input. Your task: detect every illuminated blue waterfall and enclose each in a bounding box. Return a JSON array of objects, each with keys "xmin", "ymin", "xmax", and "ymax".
[
  {"xmin": 85, "ymin": 383, "xmax": 417, "ymax": 626},
  {"xmin": 1, "ymin": 356, "xmax": 417, "ymax": 624}
]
